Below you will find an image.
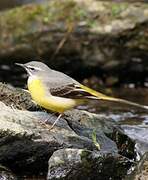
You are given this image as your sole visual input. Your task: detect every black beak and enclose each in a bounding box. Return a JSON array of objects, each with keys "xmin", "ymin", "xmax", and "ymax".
[
  {"xmin": 15, "ymin": 63, "xmax": 31, "ymax": 76},
  {"xmin": 15, "ymin": 63, "xmax": 27, "ymax": 69}
]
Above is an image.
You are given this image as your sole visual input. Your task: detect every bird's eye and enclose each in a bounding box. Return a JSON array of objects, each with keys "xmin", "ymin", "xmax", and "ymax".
[{"xmin": 29, "ymin": 67, "xmax": 35, "ymax": 71}]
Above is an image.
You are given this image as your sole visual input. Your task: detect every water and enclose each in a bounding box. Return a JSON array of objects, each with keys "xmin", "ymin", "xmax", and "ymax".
[{"xmin": 86, "ymin": 87, "xmax": 148, "ymax": 155}]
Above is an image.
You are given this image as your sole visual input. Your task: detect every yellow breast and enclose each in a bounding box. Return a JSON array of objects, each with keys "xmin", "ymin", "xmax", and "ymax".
[
  {"xmin": 27, "ymin": 77, "xmax": 80, "ymax": 113},
  {"xmin": 28, "ymin": 78, "xmax": 46, "ymax": 102}
]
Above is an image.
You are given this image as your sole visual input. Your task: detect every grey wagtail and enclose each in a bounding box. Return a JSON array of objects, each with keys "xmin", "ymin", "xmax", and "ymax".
[{"xmin": 16, "ymin": 61, "xmax": 148, "ymax": 129}]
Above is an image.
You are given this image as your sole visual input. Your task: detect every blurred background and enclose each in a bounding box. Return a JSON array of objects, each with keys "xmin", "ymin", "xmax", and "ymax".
[{"xmin": 0, "ymin": 0, "xmax": 148, "ymax": 105}]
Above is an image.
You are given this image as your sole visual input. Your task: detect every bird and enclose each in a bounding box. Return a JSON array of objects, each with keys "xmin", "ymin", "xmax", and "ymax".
[{"xmin": 16, "ymin": 61, "xmax": 148, "ymax": 129}]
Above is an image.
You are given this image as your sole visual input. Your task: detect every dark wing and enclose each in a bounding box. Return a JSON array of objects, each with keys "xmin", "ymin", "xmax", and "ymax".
[{"xmin": 50, "ymin": 83, "xmax": 94, "ymax": 99}]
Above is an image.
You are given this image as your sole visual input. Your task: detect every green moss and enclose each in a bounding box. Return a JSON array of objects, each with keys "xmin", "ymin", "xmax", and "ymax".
[
  {"xmin": 0, "ymin": 5, "xmax": 45, "ymax": 42},
  {"xmin": 1, "ymin": 0, "xmax": 146, "ymax": 44},
  {"xmin": 80, "ymin": 150, "xmax": 92, "ymax": 173},
  {"xmin": 80, "ymin": 150, "xmax": 103, "ymax": 175},
  {"xmin": 0, "ymin": 0, "xmax": 130, "ymax": 42},
  {"xmin": 111, "ymin": 3, "xmax": 128, "ymax": 17},
  {"xmin": 92, "ymin": 129, "xmax": 100, "ymax": 150},
  {"xmin": 0, "ymin": 0, "xmax": 89, "ymax": 42}
]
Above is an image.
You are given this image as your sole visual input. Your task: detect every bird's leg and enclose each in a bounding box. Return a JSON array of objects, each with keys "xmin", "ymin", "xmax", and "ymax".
[
  {"xmin": 44, "ymin": 112, "xmax": 57, "ymax": 123},
  {"xmin": 49, "ymin": 113, "xmax": 62, "ymax": 130}
]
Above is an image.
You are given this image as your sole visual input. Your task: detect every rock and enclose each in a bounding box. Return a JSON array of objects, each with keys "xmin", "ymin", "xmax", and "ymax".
[
  {"xmin": 64, "ymin": 109, "xmax": 137, "ymax": 160},
  {"xmin": 0, "ymin": 101, "xmax": 100, "ymax": 175},
  {"xmin": 0, "ymin": 100, "xmax": 119, "ymax": 174},
  {"xmin": 121, "ymin": 125, "xmax": 148, "ymax": 155},
  {"xmin": 126, "ymin": 152, "xmax": 148, "ymax": 180},
  {"xmin": 0, "ymin": 83, "xmax": 137, "ymax": 178},
  {"xmin": 0, "ymin": 165, "xmax": 16, "ymax": 180},
  {"xmin": 47, "ymin": 148, "xmax": 133, "ymax": 180},
  {"xmin": 0, "ymin": 82, "xmax": 37, "ymax": 110}
]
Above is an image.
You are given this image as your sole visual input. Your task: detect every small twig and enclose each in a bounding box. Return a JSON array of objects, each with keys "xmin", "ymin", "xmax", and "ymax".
[{"xmin": 50, "ymin": 23, "xmax": 75, "ymax": 61}]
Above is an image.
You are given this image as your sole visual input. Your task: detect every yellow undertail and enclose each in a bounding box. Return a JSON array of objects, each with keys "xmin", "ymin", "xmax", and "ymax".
[{"xmin": 80, "ymin": 85, "xmax": 148, "ymax": 110}]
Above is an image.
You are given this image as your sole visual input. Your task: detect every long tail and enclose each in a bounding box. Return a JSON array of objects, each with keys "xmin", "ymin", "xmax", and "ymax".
[{"xmin": 80, "ymin": 85, "xmax": 148, "ymax": 110}]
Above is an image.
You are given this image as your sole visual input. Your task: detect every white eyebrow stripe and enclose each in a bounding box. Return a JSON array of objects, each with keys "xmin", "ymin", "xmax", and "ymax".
[{"xmin": 27, "ymin": 66, "xmax": 42, "ymax": 71}]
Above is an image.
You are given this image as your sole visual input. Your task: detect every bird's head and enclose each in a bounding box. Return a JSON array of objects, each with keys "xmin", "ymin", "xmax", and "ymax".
[{"xmin": 15, "ymin": 61, "xmax": 51, "ymax": 76}]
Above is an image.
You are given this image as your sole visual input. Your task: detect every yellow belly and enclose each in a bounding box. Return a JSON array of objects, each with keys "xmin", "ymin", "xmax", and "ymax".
[{"xmin": 28, "ymin": 78, "xmax": 79, "ymax": 113}]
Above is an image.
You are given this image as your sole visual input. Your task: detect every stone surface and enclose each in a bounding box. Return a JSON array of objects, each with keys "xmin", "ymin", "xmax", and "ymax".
[
  {"xmin": 126, "ymin": 152, "xmax": 148, "ymax": 180},
  {"xmin": 0, "ymin": 83, "xmax": 136, "ymax": 178},
  {"xmin": 47, "ymin": 148, "xmax": 133, "ymax": 180},
  {"xmin": 0, "ymin": 165, "xmax": 17, "ymax": 180}
]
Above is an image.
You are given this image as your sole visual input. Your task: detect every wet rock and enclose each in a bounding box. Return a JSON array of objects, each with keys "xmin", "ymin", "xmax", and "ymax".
[
  {"xmin": 0, "ymin": 83, "xmax": 137, "ymax": 178},
  {"xmin": 0, "ymin": 165, "xmax": 16, "ymax": 180},
  {"xmin": 0, "ymin": 83, "xmax": 118, "ymax": 175},
  {"xmin": 126, "ymin": 152, "xmax": 148, "ymax": 180},
  {"xmin": 0, "ymin": 82, "xmax": 37, "ymax": 110},
  {"xmin": 121, "ymin": 125, "xmax": 148, "ymax": 155},
  {"xmin": 64, "ymin": 109, "xmax": 137, "ymax": 160},
  {"xmin": 47, "ymin": 148, "xmax": 133, "ymax": 180},
  {"xmin": 82, "ymin": 109, "xmax": 148, "ymax": 157},
  {"xmin": 0, "ymin": 99, "xmax": 120, "ymax": 175},
  {"xmin": 64, "ymin": 109, "xmax": 120, "ymax": 135},
  {"xmin": 0, "ymin": 101, "xmax": 101, "ymax": 175}
]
